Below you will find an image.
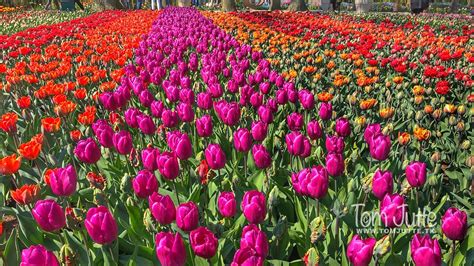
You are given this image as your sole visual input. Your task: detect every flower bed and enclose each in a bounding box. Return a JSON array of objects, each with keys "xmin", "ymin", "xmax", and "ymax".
[{"xmin": 0, "ymin": 8, "xmax": 473, "ymax": 266}]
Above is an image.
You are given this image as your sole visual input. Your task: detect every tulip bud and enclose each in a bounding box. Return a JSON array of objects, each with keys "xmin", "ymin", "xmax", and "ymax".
[
  {"xmin": 310, "ymin": 217, "xmax": 326, "ymax": 243},
  {"xmin": 120, "ymin": 173, "xmax": 131, "ymax": 192},
  {"xmin": 431, "ymin": 152, "xmax": 441, "ymax": 163},
  {"xmin": 268, "ymin": 186, "xmax": 279, "ymax": 209},
  {"xmin": 373, "ymin": 234, "xmax": 391, "ymax": 257},
  {"xmin": 93, "ymin": 188, "xmax": 108, "ymax": 206},
  {"xmin": 303, "ymin": 247, "xmax": 319, "ymax": 266},
  {"xmin": 143, "ymin": 209, "xmax": 155, "ymax": 232},
  {"xmin": 456, "ymin": 121, "xmax": 465, "ymax": 132},
  {"xmin": 60, "ymin": 244, "xmax": 75, "ymax": 266},
  {"xmin": 457, "ymin": 105, "xmax": 466, "ymax": 115},
  {"xmin": 448, "ymin": 115, "xmax": 457, "ymax": 126},
  {"xmin": 415, "ymin": 111, "xmax": 423, "ymax": 121}
]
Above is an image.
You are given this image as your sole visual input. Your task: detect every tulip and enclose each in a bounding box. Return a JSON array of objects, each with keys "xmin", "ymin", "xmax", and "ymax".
[
  {"xmin": 276, "ymin": 89, "xmax": 288, "ymax": 104},
  {"xmin": 149, "ymin": 192, "xmax": 176, "ymax": 225},
  {"xmin": 305, "ymin": 166, "xmax": 329, "ymax": 199},
  {"xmin": 139, "ymin": 89, "xmax": 154, "ymax": 107},
  {"xmin": 364, "ymin": 123, "xmax": 381, "ymax": 144},
  {"xmin": 410, "ymin": 234, "xmax": 441, "ymax": 266},
  {"xmin": 257, "ymin": 105, "xmax": 273, "ymax": 124},
  {"xmin": 240, "ymin": 224, "xmax": 269, "ymax": 257},
  {"xmin": 405, "ymin": 161, "xmax": 427, "ymax": 188},
  {"xmin": 113, "ymin": 130, "xmax": 133, "ymax": 155},
  {"xmin": 85, "ymin": 206, "xmax": 118, "ymax": 244},
  {"xmin": 32, "ymin": 199, "xmax": 65, "ymax": 232},
  {"xmin": 74, "ymin": 138, "xmax": 101, "ymax": 164},
  {"xmin": 325, "ymin": 153, "xmax": 344, "ymax": 177},
  {"xmin": 162, "ymin": 109, "xmax": 179, "ymax": 128},
  {"xmin": 150, "ymin": 100, "xmax": 164, "ymax": 118},
  {"xmin": 241, "ymin": 190, "xmax": 266, "ymax": 224},
  {"xmin": 441, "ymin": 207, "xmax": 468, "ymax": 241},
  {"xmin": 21, "ymin": 245, "xmax": 60, "ymax": 266},
  {"xmin": 233, "ymin": 128, "xmax": 252, "ymax": 153},
  {"xmin": 335, "ymin": 117, "xmax": 351, "ymax": 137},
  {"xmin": 197, "ymin": 92, "xmax": 213, "ymax": 110},
  {"xmin": 287, "ymin": 112, "xmax": 304, "ymax": 131},
  {"xmin": 346, "ymin": 235, "xmax": 376, "ymax": 266},
  {"xmin": 252, "ymin": 144, "xmax": 271, "ymax": 169},
  {"xmin": 141, "ymin": 147, "xmax": 159, "ymax": 171},
  {"xmin": 218, "ymin": 191, "xmax": 237, "ymax": 217},
  {"xmin": 49, "ymin": 164, "xmax": 77, "ymax": 197},
  {"xmin": 286, "ymin": 131, "xmax": 305, "ymax": 157},
  {"xmin": 301, "ymin": 138, "xmax": 311, "ymax": 158},
  {"xmin": 137, "ymin": 114, "xmax": 156, "ymax": 135},
  {"xmin": 157, "ymin": 152, "xmax": 180, "ymax": 180},
  {"xmin": 251, "ymin": 121, "xmax": 268, "ymax": 142},
  {"xmin": 319, "ymin": 102, "xmax": 332, "ymax": 120},
  {"xmin": 133, "ymin": 170, "xmax": 158, "ymax": 198},
  {"xmin": 325, "ymin": 135, "xmax": 345, "ymax": 154},
  {"xmin": 307, "ymin": 120, "xmax": 322, "ymax": 140},
  {"xmin": 231, "ymin": 248, "xmax": 264, "ymax": 266},
  {"xmin": 177, "ymin": 102, "xmax": 194, "ymax": 123},
  {"xmin": 176, "ymin": 201, "xmax": 199, "ymax": 232},
  {"xmin": 155, "ymin": 232, "xmax": 186, "ymax": 266},
  {"xmin": 167, "ymin": 131, "xmax": 192, "ymax": 160},
  {"xmin": 369, "ymin": 133, "xmax": 391, "ymax": 161},
  {"xmin": 380, "ymin": 194, "xmax": 406, "ymax": 228},
  {"xmin": 250, "ymin": 92, "xmax": 263, "ymax": 108},
  {"xmin": 205, "ymin": 144, "xmax": 226, "ymax": 170},
  {"xmin": 124, "ymin": 108, "xmax": 141, "ymax": 128},
  {"xmin": 11, "ymin": 184, "xmax": 39, "ymax": 205},
  {"xmin": 190, "ymin": 227, "xmax": 218, "ymax": 259},
  {"xmin": 298, "ymin": 90, "xmax": 315, "ymax": 110},
  {"xmin": 196, "ymin": 115, "xmax": 213, "ymax": 137},
  {"xmin": 92, "ymin": 120, "xmax": 114, "ymax": 148},
  {"xmin": 371, "ymin": 170, "xmax": 393, "ymax": 200}
]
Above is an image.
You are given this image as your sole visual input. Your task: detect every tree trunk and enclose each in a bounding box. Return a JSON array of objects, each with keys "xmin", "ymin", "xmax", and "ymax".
[
  {"xmin": 222, "ymin": 0, "xmax": 236, "ymax": 11},
  {"xmin": 269, "ymin": 0, "xmax": 281, "ymax": 10},
  {"xmin": 94, "ymin": 0, "xmax": 124, "ymax": 9},
  {"xmin": 450, "ymin": 0, "xmax": 459, "ymax": 13},
  {"xmin": 287, "ymin": 0, "xmax": 307, "ymax": 11}
]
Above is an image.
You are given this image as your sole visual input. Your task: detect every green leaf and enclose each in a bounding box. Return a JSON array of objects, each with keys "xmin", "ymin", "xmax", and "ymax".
[
  {"xmin": 17, "ymin": 211, "xmax": 44, "ymax": 245},
  {"xmin": 3, "ymin": 228, "xmax": 20, "ymax": 266}
]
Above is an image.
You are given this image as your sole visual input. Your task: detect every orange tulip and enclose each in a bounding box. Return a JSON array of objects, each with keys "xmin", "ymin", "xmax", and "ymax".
[
  {"xmin": 317, "ymin": 92, "xmax": 334, "ymax": 102},
  {"xmin": 10, "ymin": 184, "xmax": 40, "ymax": 205},
  {"xmin": 70, "ymin": 130, "xmax": 82, "ymax": 142},
  {"xmin": 0, "ymin": 154, "xmax": 21, "ymax": 175},
  {"xmin": 398, "ymin": 132, "xmax": 411, "ymax": 145},
  {"xmin": 413, "ymin": 126, "xmax": 430, "ymax": 141},
  {"xmin": 43, "ymin": 168, "xmax": 54, "ymax": 185},
  {"xmin": 18, "ymin": 139, "xmax": 42, "ymax": 160},
  {"xmin": 0, "ymin": 112, "xmax": 18, "ymax": 133},
  {"xmin": 17, "ymin": 96, "xmax": 31, "ymax": 109},
  {"xmin": 41, "ymin": 117, "xmax": 61, "ymax": 132}
]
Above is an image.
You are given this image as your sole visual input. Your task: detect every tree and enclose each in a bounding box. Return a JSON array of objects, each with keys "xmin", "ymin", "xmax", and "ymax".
[
  {"xmin": 287, "ymin": 0, "xmax": 307, "ymax": 11},
  {"xmin": 450, "ymin": 0, "xmax": 459, "ymax": 13},
  {"xmin": 269, "ymin": 0, "xmax": 281, "ymax": 10},
  {"xmin": 222, "ymin": 0, "xmax": 236, "ymax": 11},
  {"xmin": 94, "ymin": 0, "xmax": 125, "ymax": 9}
]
